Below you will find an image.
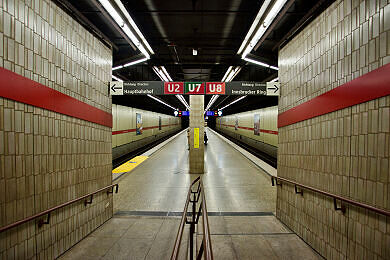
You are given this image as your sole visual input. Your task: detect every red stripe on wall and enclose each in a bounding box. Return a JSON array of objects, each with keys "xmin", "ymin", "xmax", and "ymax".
[
  {"xmin": 0, "ymin": 68, "xmax": 112, "ymax": 128},
  {"xmin": 112, "ymin": 129, "xmax": 136, "ymax": 135},
  {"xmin": 112, "ymin": 124, "xmax": 179, "ymax": 135},
  {"xmin": 220, "ymin": 124, "xmax": 278, "ymax": 135},
  {"xmin": 278, "ymin": 63, "xmax": 390, "ymax": 128}
]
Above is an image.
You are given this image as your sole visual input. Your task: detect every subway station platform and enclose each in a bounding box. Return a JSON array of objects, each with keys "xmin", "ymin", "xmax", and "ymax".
[{"xmin": 58, "ymin": 130, "xmax": 321, "ymax": 259}]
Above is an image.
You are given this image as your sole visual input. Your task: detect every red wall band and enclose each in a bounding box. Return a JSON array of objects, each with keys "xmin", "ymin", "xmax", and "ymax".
[
  {"xmin": 220, "ymin": 124, "xmax": 278, "ymax": 135},
  {"xmin": 0, "ymin": 68, "xmax": 113, "ymax": 128},
  {"xmin": 278, "ymin": 63, "xmax": 390, "ymax": 128},
  {"xmin": 112, "ymin": 124, "xmax": 180, "ymax": 135}
]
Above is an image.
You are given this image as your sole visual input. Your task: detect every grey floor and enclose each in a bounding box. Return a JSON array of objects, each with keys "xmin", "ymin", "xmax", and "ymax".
[{"xmin": 59, "ymin": 130, "xmax": 322, "ymax": 259}]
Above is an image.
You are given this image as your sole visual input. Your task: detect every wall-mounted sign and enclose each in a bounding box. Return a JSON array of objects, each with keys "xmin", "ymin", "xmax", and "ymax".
[{"xmin": 110, "ymin": 81, "xmax": 271, "ymax": 96}]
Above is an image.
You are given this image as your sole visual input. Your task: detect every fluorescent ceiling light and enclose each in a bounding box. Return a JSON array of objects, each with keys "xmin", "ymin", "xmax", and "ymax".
[
  {"xmin": 160, "ymin": 67, "xmax": 173, "ymax": 81},
  {"xmin": 98, "ymin": 0, "xmax": 153, "ymax": 58},
  {"xmin": 241, "ymin": 0, "xmax": 288, "ymax": 58},
  {"xmin": 221, "ymin": 66, "xmax": 241, "ymax": 82},
  {"xmin": 147, "ymin": 94, "xmax": 176, "ymax": 110},
  {"xmin": 113, "ymin": 0, "xmax": 154, "ymax": 55},
  {"xmin": 244, "ymin": 57, "xmax": 279, "ymax": 70},
  {"xmin": 113, "ymin": 57, "xmax": 148, "ymax": 70},
  {"xmin": 270, "ymin": 77, "xmax": 279, "ymax": 82},
  {"xmin": 176, "ymin": 94, "xmax": 190, "ymax": 110},
  {"xmin": 193, "ymin": 49, "xmax": 198, "ymax": 56},
  {"xmin": 123, "ymin": 57, "xmax": 148, "ymax": 67},
  {"xmin": 237, "ymin": 0, "xmax": 272, "ymax": 55},
  {"xmin": 204, "ymin": 94, "xmax": 219, "ymax": 113},
  {"xmin": 153, "ymin": 66, "xmax": 172, "ymax": 82},
  {"xmin": 221, "ymin": 66, "xmax": 233, "ymax": 82},
  {"xmin": 112, "ymin": 75, "xmax": 123, "ymax": 82},
  {"xmin": 219, "ymin": 96, "xmax": 247, "ymax": 111}
]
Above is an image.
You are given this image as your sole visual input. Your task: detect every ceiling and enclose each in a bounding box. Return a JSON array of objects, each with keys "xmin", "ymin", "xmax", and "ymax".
[{"xmin": 59, "ymin": 0, "xmax": 335, "ymax": 115}]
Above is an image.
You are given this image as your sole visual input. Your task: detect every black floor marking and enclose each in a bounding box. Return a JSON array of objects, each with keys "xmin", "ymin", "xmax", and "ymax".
[{"xmin": 114, "ymin": 211, "xmax": 274, "ymax": 217}]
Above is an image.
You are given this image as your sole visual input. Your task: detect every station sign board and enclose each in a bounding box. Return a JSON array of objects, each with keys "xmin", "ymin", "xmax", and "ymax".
[
  {"xmin": 110, "ymin": 81, "xmax": 275, "ymax": 96},
  {"xmin": 164, "ymin": 82, "xmax": 184, "ymax": 94},
  {"xmin": 184, "ymin": 82, "xmax": 205, "ymax": 95}
]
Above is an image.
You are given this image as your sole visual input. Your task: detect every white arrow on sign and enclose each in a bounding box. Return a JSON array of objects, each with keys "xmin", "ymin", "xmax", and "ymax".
[
  {"xmin": 266, "ymin": 82, "xmax": 280, "ymax": 96},
  {"xmin": 110, "ymin": 81, "xmax": 123, "ymax": 95}
]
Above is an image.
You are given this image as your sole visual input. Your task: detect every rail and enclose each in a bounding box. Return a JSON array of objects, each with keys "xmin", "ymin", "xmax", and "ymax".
[
  {"xmin": 171, "ymin": 177, "xmax": 213, "ymax": 260},
  {"xmin": 271, "ymin": 176, "xmax": 390, "ymax": 217},
  {"xmin": 0, "ymin": 183, "xmax": 119, "ymax": 233}
]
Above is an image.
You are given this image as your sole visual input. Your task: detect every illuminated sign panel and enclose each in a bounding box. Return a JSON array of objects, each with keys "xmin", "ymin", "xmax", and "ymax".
[
  {"xmin": 111, "ymin": 81, "xmax": 268, "ymax": 96},
  {"xmin": 164, "ymin": 82, "xmax": 184, "ymax": 94},
  {"xmin": 206, "ymin": 82, "xmax": 225, "ymax": 94},
  {"xmin": 184, "ymin": 82, "xmax": 205, "ymax": 95}
]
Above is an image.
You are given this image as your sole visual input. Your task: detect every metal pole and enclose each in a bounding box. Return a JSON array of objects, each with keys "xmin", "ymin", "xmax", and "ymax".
[{"xmin": 190, "ymin": 192, "xmax": 196, "ymax": 259}]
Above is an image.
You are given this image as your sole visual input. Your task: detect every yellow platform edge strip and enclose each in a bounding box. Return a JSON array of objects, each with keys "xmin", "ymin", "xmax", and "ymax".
[{"xmin": 112, "ymin": 156, "xmax": 149, "ymax": 174}]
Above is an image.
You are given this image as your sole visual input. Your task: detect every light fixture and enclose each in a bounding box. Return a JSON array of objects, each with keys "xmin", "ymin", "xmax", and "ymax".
[
  {"xmin": 152, "ymin": 66, "xmax": 173, "ymax": 82},
  {"xmin": 147, "ymin": 94, "xmax": 177, "ymax": 110},
  {"xmin": 98, "ymin": 0, "xmax": 153, "ymax": 58},
  {"xmin": 219, "ymin": 96, "xmax": 247, "ymax": 111},
  {"xmin": 270, "ymin": 77, "xmax": 279, "ymax": 82},
  {"xmin": 237, "ymin": 0, "xmax": 272, "ymax": 55},
  {"xmin": 221, "ymin": 66, "xmax": 241, "ymax": 82},
  {"xmin": 112, "ymin": 75, "xmax": 123, "ymax": 82},
  {"xmin": 193, "ymin": 49, "xmax": 198, "ymax": 56},
  {"xmin": 112, "ymin": 57, "xmax": 148, "ymax": 70},
  {"xmin": 240, "ymin": 0, "xmax": 288, "ymax": 58},
  {"xmin": 174, "ymin": 110, "xmax": 179, "ymax": 116},
  {"xmin": 243, "ymin": 57, "xmax": 279, "ymax": 70},
  {"xmin": 204, "ymin": 95, "xmax": 219, "ymax": 113},
  {"xmin": 113, "ymin": 0, "xmax": 154, "ymax": 55},
  {"xmin": 176, "ymin": 94, "xmax": 190, "ymax": 110}
]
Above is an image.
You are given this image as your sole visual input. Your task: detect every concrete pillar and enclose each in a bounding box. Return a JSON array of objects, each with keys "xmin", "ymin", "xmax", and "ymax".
[{"xmin": 189, "ymin": 95, "xmax": 204, "ymax": 174}]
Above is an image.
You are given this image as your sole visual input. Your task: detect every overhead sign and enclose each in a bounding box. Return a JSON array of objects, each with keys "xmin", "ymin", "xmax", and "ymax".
[
  {"xmin": 164, "ymin": 82, "xmax": 184, "ymax": 94},
  {"xmin": 110, "ymin": 81, "xmax": 123, "ymax": 95},
  {"xmin": 185, "ymin": 82, "xmax": 205, "ymax": 95},
  {"xmin": 206, "ymin": 82, "xmax": 225, "ymax": 94},
  {"xmin": 226, "ymin": 82, "xmax": 266, "ymax": 95},
  {"xmin": 110, "ymin": 81, "xmax": 273, "ymax": 96},
  {"xmin": 266, "ymin": 82, "xmax": 280, "ymax": 96}
]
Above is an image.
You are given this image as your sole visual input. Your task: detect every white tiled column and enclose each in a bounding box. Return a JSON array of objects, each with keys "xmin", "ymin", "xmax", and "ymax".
[{"xmin": 189, "ymin": 95, "xmax": 204, "ymax": 174}]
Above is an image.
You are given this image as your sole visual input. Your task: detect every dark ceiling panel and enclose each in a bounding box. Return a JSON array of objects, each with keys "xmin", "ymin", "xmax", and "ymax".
[{"xmin": 60, "ymin": 0, "xmax": 335, "ymax": 115}]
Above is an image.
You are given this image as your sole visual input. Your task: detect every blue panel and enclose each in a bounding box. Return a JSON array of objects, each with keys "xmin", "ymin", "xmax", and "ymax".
[
  {"xmin": 182, "ymin": 111, "xmax": 190, "ymax": 116},
  {"xmin": 206, "ymin": 111, "xmax": 214, "ymax": 116}
]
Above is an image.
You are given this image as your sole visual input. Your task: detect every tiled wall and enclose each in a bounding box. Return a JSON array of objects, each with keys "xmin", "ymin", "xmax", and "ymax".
[
  {"xmin": 277, "ymin": 0, "xmax": 390, "ymax": 259},
  {"xmin": 216, "ymin": 106, "xmax": 278, "ymax": 147},
  {"xmin": 189, "ymin": 95, "xmax": 204, "ymax": 174},
  {"xmin": 112, "ymin": 104, "xmax": 181, "ymax": 148},
  {"xmin": 0, "ymin": 0, "xmax": 112, "ymax": 258}
]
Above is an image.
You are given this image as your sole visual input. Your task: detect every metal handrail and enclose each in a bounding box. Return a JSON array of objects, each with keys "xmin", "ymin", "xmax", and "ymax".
[
  {"xmin": 0, "ymin": 183, "xmax": 119, "ymax": 233},
  {"xmin": 271, "ymin": 176, "xmax": 390, "ymax": 217},
  {"xmin": 171, "ymin": 177, "xmax": 213, "ymax": 260}
]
